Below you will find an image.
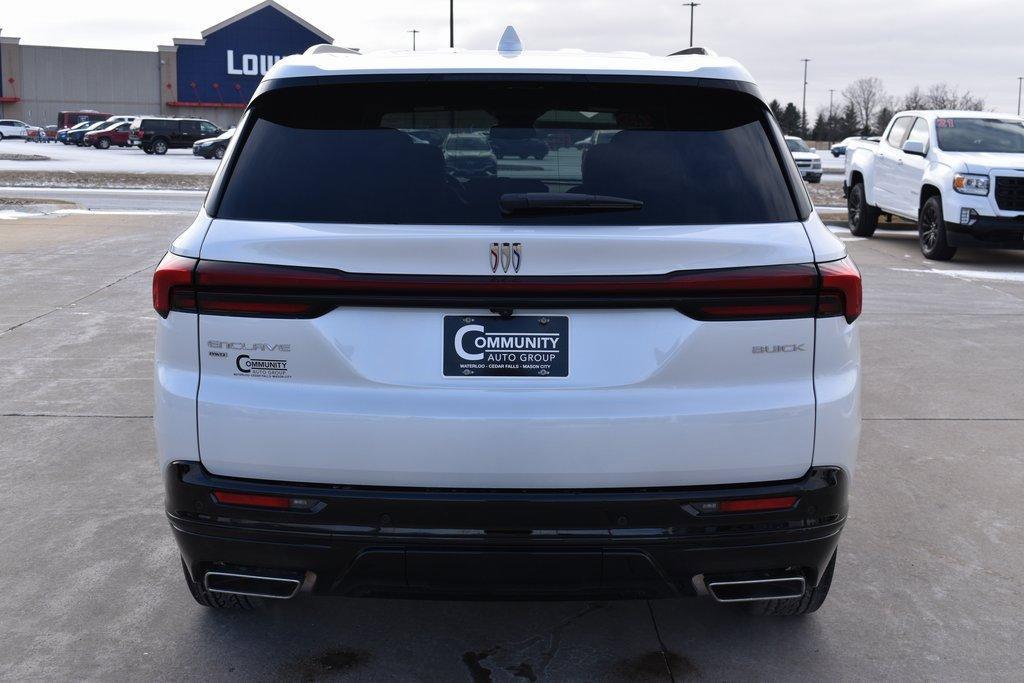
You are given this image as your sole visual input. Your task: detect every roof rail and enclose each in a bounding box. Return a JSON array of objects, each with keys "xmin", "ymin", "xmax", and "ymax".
[
  {"xmin": 669, "ymin": 46, "xmax": 717, "ymax": 57},
  {"xmin": 304, "ymin": 44, "xmax": 360, "ymax": 56}
]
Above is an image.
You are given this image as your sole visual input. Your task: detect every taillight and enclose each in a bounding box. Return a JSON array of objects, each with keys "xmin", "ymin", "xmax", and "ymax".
[
  {"xmin": 817, "ymin": 257, "xmax": 862, "ymax": 323},
  {"xmin": 154, "ymin": 258, "xmax": 862, "ymax": 323},
  {"xmin": 152, "ymin": 252, "xmax": 197, "ymax": 317}
]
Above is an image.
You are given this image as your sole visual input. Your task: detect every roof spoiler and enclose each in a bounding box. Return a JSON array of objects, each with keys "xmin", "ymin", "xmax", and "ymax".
[
  {"xmin": 304, "ymin": 44, "xmax": 360, "ymax": 56},
  {"xmin": 669, "ymin": 46, "xmax": 717, "ymax": 57}
]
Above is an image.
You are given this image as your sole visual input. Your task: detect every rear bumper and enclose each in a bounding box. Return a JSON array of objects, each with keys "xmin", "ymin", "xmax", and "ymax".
[
  {"xmin": 166, "ymin": 462, "xmax": 847, "ymax": 600},
  {"xmin": 946, "ymin": 216, "xmax": 1024, "ymax": 249}
]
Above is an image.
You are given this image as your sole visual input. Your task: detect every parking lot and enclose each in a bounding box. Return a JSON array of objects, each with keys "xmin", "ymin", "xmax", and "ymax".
[{"xmin": 0, "ymin": 201, "xmax": 1021, "ymax": 680}]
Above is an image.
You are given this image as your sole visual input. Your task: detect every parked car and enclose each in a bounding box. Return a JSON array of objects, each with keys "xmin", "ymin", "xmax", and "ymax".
[
  {"xmin": 58, "ymin": 121, "xmax": 92, "ymax": 144},
  {"xmin": 845, "ymin": 110, "xmax": 1024, "ymax": 260},
  {"xmin": 490, "ymin": 128, "xmax": 549, "ymax": 160},
  {"xmin": 130, "ymin": 117, "xmax": 222, "ymax": 155},
  {"xmin": 0, "ymin": 119, "xmax": 30, "ymax": 140},
  {"xmin": 831, "ymin": 136, "xmax": 867, "ymax": 157},
  {"xmin": 442, "ymin": 132, "xmax": 497, "ymax": 177},
  {"xmin": 192, "ymin": 127, "xmax": 234, "ymax": 159},
  {"xmin": 56, "ymin": 110, "xmax": 110, "ymax": 129},
  {"xmin": 85, "ymin": 121, "xmax": 132, "ymax": 149},
  {"xmin": 68, "ymin": 120, "xmax": 113, "ymax": 146},
  {"xmin": 153, "ymin": 33, "xmax": 861, "ymax": 613},
  {"xmin": 785, "ymin": 136, "xmax": 822, "ymax": 183}
]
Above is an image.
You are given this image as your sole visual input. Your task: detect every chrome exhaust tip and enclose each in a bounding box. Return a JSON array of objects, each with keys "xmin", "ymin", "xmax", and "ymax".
[
  {"xmin": 705, "ymin": 576, "xmax": 806, "ymax": 603},
  {"xmin": 204, "ymin": 571, "xmax": 302, "ymax": 599}
]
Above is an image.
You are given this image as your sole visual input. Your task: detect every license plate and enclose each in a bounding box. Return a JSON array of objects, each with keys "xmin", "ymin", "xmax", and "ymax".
[{"xmin": 443, "ymin": 315, "xmax": 568, "ymax": 377}]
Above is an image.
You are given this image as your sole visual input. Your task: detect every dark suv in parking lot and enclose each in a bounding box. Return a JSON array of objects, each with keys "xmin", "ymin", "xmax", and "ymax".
[{"xmin": 130, "ymin": 117, "xmax": 222, "ymax": 154}]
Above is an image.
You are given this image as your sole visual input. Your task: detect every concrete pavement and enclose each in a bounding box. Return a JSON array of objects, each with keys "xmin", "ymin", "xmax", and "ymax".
[{"xmin": 1, "ymin": 212, "xmax": 1022, "ymax": 680}]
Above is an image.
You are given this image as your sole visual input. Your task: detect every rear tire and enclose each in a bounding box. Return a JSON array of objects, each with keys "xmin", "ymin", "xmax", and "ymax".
[
  {"xmin": 847, "ymin": 182, "xmax": 879, "ymax": 237},
  {"xmin": 181, "ymin": 558, "xmax": 262, "ymax": 610},
  {"xmin": 152, "ymin": 138, "xmax": 168, "ymax": 155},
  {"xmin": 98, "ymin": 137, "xmax": 110, "ymax": 150},
  {"xmin": 214, "ymin": 146, "xmax": 225, "ymax": 160},
  {"xmin": 918, "ymin": 195, "xmax": 957, "ymax": 261},
  {"xmin": 743, "ymin": 551, "xmax": 836, "ymax": 616}
]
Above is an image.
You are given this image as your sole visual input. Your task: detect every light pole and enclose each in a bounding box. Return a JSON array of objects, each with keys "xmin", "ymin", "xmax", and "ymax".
[
  {"xmin": 449, "ymin": 0, "xmax": 454, "ymax": 48},
  {"xmin": 682, "ymin": 3, "xmax": 700, "ymax": 47},
  {"xmin": 1018, "ymin": 77, "xmax": 1023, "ymax": 116},
  {"xmin": 800, "ymin": 58, "xmax": 811, "ymax": 137},
  {"xmin": 408, "ymin": 29, "xmax": 420, "ymax": 51},
  {"xmin": 828, "ymin": 88, "xmax": 835, "ymax": 143}
]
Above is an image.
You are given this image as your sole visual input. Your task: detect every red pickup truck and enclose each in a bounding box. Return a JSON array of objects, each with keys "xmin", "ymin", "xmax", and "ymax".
[{"xmin": 84, "ymin": 121, "xmax": 132, "ymax": 149}]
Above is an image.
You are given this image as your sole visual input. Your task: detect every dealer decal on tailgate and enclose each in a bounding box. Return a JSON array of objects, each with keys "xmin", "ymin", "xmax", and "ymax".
[{"xmin": 443, "ymin": 315, "xmax": 569, "ymax": 377}]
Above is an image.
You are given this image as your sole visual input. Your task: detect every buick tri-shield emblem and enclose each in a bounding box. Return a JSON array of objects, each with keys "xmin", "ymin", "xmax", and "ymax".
[{"xmin": 490, "ymin": 242, "xmax": 522, "ymax": 273}]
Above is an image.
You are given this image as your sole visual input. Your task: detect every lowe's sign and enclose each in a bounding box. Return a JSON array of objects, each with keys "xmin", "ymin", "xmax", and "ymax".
[
  {"xmin": 174, "ymin": 1, "xmax": 332, "ymax": 105},
  {"xmin": 226, "ymin": 50, "xmax": 282, "ymax": 76}
]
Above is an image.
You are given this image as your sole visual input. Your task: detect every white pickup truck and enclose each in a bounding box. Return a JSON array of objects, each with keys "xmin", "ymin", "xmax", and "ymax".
[{"xmin": 844, "ymin": 110, "xmax": 1024, "ymax": 260}]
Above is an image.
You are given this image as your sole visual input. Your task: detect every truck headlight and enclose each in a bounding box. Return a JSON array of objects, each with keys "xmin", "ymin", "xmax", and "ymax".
[{"xmin": 953, "ymin": 173, "xmax": 989, "ymax": 196}]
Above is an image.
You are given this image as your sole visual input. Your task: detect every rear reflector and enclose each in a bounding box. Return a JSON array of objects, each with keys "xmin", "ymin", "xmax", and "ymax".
[
  {"xmin": 696, "ymin": 496, "xmax": 799, "ymax": 513},
  {"xmin": 154, "ymin": 256, "xmax": 862, "ymax": 323},
  {"xmin": 212, "ymin": 490, "xmax": 319, "ymax": 510}
]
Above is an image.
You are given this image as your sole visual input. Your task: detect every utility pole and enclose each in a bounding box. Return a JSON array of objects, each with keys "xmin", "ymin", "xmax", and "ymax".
[
  {"xmin": 1018, "ymin": 77, "xmax": 1023, "ymax": 116},
  {"xmin": 800, "ymin": 58, "xmax": 811, "ymax": 137},
  {"xmin": 449, "ymin": 0, "xmax": 454, "ymax": 48},
  {"xmin": 408, "ymin": 29, "xmax": 419, "ymax": 51},
  {"xmin": 682, "ymin": 3, "xmax": 700, "ymax": 47},
  {"xmin": 828, "ymin": 88, "xmax": 835, "ymax": 143}
]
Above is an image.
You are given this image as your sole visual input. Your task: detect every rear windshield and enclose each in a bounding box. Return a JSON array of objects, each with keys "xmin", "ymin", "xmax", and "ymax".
[{"xmin": 216, "ymin": 81, "xmax": 800, "ymax": 225}]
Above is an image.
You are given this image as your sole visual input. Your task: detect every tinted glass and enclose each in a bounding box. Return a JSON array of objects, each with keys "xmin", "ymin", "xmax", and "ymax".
[
  {"xmin": 786, "ymin": 138, "xmax": 811, "ymax": 153},
  {"xmin": 145, "ymin": 120, "xmax": 177, "ymax": 133},
  {"xmin": 934, "ymin": 118, "xmax": 1024, "ymax": 153},
  {"xmin": 217, "ymin": 82, "xmax": 798, "ymax": 226},
  {"xmin": 886, "ymin": 117, "xmax": 913, "ymax": 148}
]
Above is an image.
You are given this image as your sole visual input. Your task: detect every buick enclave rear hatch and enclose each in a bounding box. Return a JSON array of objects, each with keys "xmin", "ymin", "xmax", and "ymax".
[{"xmin": 182, "ymin": 78, "xmax": 826, "ymax": 488}]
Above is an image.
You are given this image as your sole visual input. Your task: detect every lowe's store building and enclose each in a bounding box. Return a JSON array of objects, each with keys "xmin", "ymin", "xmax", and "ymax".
[{"xmin": 0, "ymin": 1, "xmax": 335, "ymax": 128}]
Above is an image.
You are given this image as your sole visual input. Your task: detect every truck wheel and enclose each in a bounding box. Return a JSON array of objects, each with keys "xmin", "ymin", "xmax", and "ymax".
[
  {"xmin": 847, "ymin": 183, "xmax": 879, "ymax": 237},
  {"xmin": 918, "ymin": 195, "xmax": 957, "ymax": 261},
  {"xmin": 152, "ymin": 138, "xmax": 169, "ymax": 155},
  {"xmin": 181, "ymin": 558, "xmax": 262, "ymax": 610},
  {"xmin": 743, "ymin": 551, "xmax": 836, "ymax": 616}
]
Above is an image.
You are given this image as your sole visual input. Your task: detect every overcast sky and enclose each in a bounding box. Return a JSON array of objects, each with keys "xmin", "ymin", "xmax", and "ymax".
[{"xmin": 3, "ymin": 0, "xmax": 1022, "ymax": 115}]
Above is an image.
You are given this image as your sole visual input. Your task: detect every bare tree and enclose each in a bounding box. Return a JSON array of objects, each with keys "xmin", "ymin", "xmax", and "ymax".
[
  {"xmin": 925, "ymin": 83, "xmax": 985, "ymax": 110},
  {"xmin": 901, "ymin": 86, "xmax": 928, "ymax": 111},
  {"xmin": 843, "ymin": 77, "xmax": 887, "ymax": 133}
]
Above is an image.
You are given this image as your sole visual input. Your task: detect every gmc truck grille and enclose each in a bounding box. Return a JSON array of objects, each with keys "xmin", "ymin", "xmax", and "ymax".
[{"xmin": 994, "ymin": 177, "xmax": 1024, "ymax": 212}]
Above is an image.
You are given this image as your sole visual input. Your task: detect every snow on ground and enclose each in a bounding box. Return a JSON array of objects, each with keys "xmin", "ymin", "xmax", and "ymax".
[{"xmin": 0, "ymin": 140, "xmax": 218, "ymax": 175}]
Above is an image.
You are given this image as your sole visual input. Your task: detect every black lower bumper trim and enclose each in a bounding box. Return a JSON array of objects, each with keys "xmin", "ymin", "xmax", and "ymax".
[
  {"xmin": 166, "ymin": 462, "xmax": 847, "ymax": 600},
  {"xmin": 947, "ymin": 217, "xmax": 1024, "ymax": 249}
]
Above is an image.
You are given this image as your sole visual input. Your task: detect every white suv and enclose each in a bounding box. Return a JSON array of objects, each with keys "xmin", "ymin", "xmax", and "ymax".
[{"xmin": 154, "ymin": 33, "xmax": 861, "ymax": 613}]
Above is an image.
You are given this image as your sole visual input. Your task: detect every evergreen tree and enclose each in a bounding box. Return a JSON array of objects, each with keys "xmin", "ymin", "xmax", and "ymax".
[
  {"xmin": 874, "ymin": 106, "xmax": 895, "ymax": 135},
  {"xmin": 840, "ymin": 102, "xmax": 860, "ymax": 138},
  {"xmin": 780, "ymin": 102, "xmax": 802, "ymax": 136},
  {"xmin": 769, "ymin": 99, "xmax": 784, "ymax": 122},
  {"xmin": 811, "ymin": 112, "xmax": 828, "ymax": 141}
]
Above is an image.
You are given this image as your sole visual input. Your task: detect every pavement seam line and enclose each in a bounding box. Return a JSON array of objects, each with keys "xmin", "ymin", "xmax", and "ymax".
[
  {"xmin": 645, "ymin": 600, "xmax": 676, "ymax": 683},
  {"xmin": 1, "ymin": 413, "xmax": 152, "ymax": 418},
  {"xmin": 0, "ymin": 263, "xmax": 153, "ymax": 337}
]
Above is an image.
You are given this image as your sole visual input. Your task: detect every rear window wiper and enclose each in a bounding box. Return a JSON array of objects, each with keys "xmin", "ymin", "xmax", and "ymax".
[{"xmin": 499, "ymin": 192, "xmax": 643, "ymax": 216}]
